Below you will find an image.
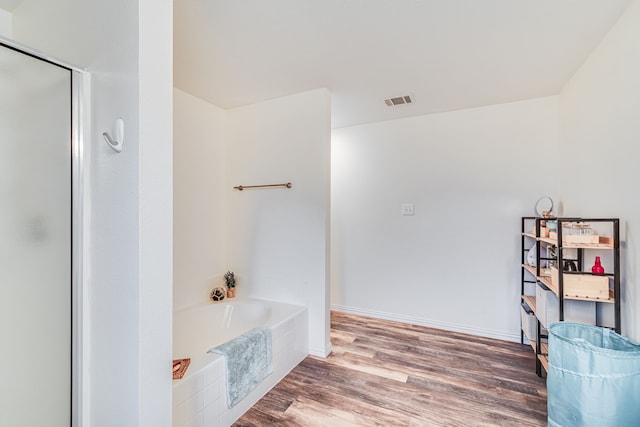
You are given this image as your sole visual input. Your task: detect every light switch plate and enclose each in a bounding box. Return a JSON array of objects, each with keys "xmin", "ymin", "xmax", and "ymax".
[{"xmin": 401, "ymin": 203, "xmax": 415, "ymax": 216}]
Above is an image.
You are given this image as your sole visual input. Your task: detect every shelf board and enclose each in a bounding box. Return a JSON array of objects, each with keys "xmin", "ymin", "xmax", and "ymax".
[
  {"xmin": 562, "ymin": 289, "xmax": 616, "ymax": 303},
  {"xmin": 529, "ymin": 339, "xmax": 536, "ymax": 353},
  {"xmin": 538, "ymin": 275, "xmax": 557, "ymax": 294},
  {"xmin": 522, "ymin": 232, "xmax": 537, "ymax": 239},
  {"xmin": 522, "ymin": 264, "xmax": 537, "ymax": 277},
  {"xmin": 538, "ymin": 340, "xmax": 549, "ymax": 374},
  {"xmin": 522, "ymin": 295, "xmax": 536, "ymax": 314},
  {"xmin": 538, "ymin": 354, "xmax": 549, "ymax": 373},
  {"xmin": 537, "ymin": 236, "xmax": 557, "ymax": 246}
]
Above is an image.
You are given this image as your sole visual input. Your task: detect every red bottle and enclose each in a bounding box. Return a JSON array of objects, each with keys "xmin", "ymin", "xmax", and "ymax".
[{"xmin": 592, "ymin": 256, "xmax": 605, "ymax": 275}]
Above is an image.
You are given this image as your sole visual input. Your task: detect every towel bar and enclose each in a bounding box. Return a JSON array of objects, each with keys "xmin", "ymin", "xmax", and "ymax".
[{"xmin": 233, "ymin": 182, "xmax": 292, "ymax": 191}]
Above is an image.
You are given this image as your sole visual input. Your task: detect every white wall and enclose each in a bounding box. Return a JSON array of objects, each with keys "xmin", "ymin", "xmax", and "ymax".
[
  {"xmin": 332, "ymin": 97, "xmax": 558, "ymax": 341},
  {"xmin": 226, "ymin": 89, "xmax": 332, "ymax": 356},
  {"xmin": 138, "ymin": 0, "xmax": 173, "ymax": 425},
  {"xmin": 558, "ymin": 0, "xmax": 640, "ymax": 341},
  {"xmin": 10, "ymin": 0, "xmax": 173, "ymax": 425},
  {"xmin": 0, "ymin": 8, "xmax": 11, "ymax": 37},
  {"xmin": 173, "ymin": 89, "xmax": 228, "ymax": 309}
]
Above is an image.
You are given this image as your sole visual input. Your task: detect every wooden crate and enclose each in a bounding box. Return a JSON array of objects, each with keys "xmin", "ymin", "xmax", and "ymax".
[
  {"xmin": 563, "ymin": 234, "xmax": 600, "ymax": 244},
  {"xmin": 536, "ymin": 283, "xmax": 595, "ymax": 328},
  {"xmin": 551, "ymin": 267, "xmax": 609, "ymax": 299},
  {"xmin": 548, "ymin": 233, "xmax": 613, "ymax": 246}
]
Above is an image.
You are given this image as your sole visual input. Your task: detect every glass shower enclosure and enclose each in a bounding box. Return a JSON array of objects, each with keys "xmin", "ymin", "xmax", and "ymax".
[{"xmin": 0, "ymin": 41, "xmax": 80, "ymax": 426}]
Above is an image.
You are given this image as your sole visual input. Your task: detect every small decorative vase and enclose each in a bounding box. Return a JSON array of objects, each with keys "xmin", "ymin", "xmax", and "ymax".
[
  {"xmin": 210, "ymin": 287, "xmax": 226, "ymax": 302},
  {"xmin": 226, "ymin": 288, "xmax": 236, "ymax": 298},
  {"xmin": 591, "ymin": 256, "xmax": 605, "ymax": 275}
]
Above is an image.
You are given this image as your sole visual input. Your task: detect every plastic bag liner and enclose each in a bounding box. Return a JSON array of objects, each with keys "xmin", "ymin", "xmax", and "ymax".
[{"xmin": 548, "ymin": 322, "xmax": 640, "ymax": 427}]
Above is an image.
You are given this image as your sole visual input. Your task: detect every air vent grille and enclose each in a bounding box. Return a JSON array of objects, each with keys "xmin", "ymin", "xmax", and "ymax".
[{"xmin": 384, "ymin": 95, "xmax": 412, "ymax": 107}]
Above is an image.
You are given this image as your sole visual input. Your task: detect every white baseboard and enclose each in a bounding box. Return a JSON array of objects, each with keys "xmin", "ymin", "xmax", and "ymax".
[
  {"xmin": 331, "ymin": 304, "xmax": 521, "ymax": 343},
  {"xmin": 308, "ymin": 343, "xmax": 332, "ymax": 358}
]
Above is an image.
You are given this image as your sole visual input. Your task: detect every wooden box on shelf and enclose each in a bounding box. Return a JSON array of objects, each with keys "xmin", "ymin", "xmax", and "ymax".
[
  {"xmin": 548, "ymin": 232, "xmax": 613, "ymax": 246},
  {"xmin": 536, "ymin": 283, "xmax": 596, "ymax": 329},
  {"xmin": 563, "ymin": 234, "xmax": 600, "ymax": 244},
  {"xmin": 550, "ymin": 267, "xmax": 609, "ymax": 299}
]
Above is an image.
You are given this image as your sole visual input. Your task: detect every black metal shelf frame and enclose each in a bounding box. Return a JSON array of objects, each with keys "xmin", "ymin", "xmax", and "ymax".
[{"xmin": 519, "ymin": 216, "xmax": 621, "ymax": 377}]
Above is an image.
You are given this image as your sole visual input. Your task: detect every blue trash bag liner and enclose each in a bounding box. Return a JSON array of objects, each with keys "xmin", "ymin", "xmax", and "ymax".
[{"xmin": 548, "ymin": 322, "xmax": 640, "ymax": 427}]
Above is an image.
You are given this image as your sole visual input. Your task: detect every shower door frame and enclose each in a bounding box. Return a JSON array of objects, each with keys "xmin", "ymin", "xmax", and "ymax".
[{"xmin": 1, "ymin": 37, "xmax": 87, "ymax": 427}]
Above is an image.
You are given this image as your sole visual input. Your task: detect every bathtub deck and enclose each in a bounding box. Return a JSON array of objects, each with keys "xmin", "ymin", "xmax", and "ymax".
[
  {"xmin": 172, "ymin": 300, "xmax": 308, "ymax": 427},
  {"xmin": 234, "ymin": 311, "xmax": 547, "ymax": 426}
]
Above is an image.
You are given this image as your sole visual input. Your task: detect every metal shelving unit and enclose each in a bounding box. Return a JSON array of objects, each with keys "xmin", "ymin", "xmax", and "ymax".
[{"xmin": 520, "ymin": 216, "xmax": 621, "ymax": 377}]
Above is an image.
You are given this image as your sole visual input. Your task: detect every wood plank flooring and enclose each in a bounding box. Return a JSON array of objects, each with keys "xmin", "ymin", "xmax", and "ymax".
[{"xmin": 234, "ymin": 312, "xmax": 547, "ymax": 426}]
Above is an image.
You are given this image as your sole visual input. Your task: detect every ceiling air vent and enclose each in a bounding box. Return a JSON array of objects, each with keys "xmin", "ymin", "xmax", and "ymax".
[{"xmin": 384, "ymin": 95, "xmax": 413, "ymax": 107}]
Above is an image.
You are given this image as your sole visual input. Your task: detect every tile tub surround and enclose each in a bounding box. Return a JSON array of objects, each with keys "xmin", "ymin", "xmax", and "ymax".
[{"xmin": 173, "ymin": 300, "xmax": 308, "ymax": 427}]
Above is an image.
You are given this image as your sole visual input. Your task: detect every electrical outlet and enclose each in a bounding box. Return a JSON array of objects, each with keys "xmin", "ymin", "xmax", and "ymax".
[{"xmin": 401, "ymin": 203, "xmax": 415, "ymax": 216}]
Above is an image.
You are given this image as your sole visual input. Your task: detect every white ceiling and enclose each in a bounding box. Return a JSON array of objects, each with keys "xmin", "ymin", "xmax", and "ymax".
[
  {"xmin": 174, "ymin": 0, "xmax": 631, "ymax": 128},
  {"xmin": 0, "ymin": 0, "xmax": 21, "ymax": 11},
  {"xmin": 3, "ymin": 1, "xmax": 630, "ymax": 127}
]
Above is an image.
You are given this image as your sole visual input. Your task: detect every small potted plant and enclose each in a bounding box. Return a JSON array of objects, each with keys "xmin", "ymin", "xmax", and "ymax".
[{"xmin": 224, "ymin": 271, "xmax": 236, "ymax": 298}]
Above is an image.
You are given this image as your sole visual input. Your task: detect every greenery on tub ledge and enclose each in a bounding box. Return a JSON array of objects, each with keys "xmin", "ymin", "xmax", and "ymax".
[{"xmin": 224, "ymin": 271, "xmax": 236, "ymax": 289}]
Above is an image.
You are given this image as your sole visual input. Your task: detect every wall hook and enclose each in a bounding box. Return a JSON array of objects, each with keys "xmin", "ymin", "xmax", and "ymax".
[{"xmin": 103, "ymin": 117, "xmax": 124, "ymax": 153}]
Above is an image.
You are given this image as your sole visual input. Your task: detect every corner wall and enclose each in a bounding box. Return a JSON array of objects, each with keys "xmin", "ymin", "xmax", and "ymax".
[
  {"xmin": 331, "ymin": 97, "xmax": 558, "ymax": 341},
  {"xmin": 226, "ymin": 89, "xmax": 332, "ymax": 356},
  {"xmin": 558, "ymin": 0, "xmax": 640, "ymax": 341},
  {"xmin": 173, "ymin": 89, "xmax": 228, "ymax": 309}
]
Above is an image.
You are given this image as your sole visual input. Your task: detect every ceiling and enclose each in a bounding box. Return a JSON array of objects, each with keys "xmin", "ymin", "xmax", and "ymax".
[
  {"xmin": 2, "ymin": 1, "xmax": 631, "ymax": 128},
  {"xmin": 0, "ymin": 0, "xmax": 21, "ymax": 11},
  {"xmin": 174, "ymin": 0, "xmax": 631, "ymax": 128}
]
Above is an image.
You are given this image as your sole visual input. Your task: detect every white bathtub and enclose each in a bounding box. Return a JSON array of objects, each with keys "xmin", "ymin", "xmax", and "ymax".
[{"xmin": 172, "ymin": 298, "xmax": 308, "ymax": 427}]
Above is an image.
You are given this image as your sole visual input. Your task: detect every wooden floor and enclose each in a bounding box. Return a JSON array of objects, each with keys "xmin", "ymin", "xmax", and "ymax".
[{"xmin": 234, "ymin": 312, "xmax": 547, "ymax": 426}]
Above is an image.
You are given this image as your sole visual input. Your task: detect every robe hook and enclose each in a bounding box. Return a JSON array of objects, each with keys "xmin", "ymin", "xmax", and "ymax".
[{"xmin": 103, "ymin": 117, "xmax": 124, "ymax": 153}]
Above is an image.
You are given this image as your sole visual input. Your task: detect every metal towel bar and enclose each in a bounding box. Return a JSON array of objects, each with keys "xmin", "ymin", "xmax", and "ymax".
[{"xmin": 233, "ymin": 182, "xmax": 292, "ymax": 191}]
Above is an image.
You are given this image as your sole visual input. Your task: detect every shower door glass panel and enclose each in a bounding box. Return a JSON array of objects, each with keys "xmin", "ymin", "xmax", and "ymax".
[{"xmin": 0, "ymin": 44, "xmax": 71, "ymax": 426}]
